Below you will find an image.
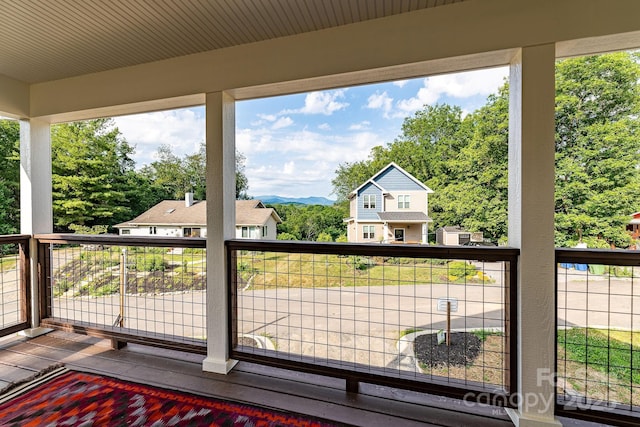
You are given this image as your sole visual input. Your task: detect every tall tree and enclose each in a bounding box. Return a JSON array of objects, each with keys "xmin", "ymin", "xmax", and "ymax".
[
  {"xmin": 555, "ymin": 53, "xmax": 640, "ymax": 247},
  {"xmin": 51, "ymin": 119, "xmax": 135, "ymax": 230},
  {"xmin": 0, "ymin": 120, "xmax": 20, "ymax": 234},
  {"xmin": 143, "ymin": 144, "xmax": 250, "ymax": 200}
]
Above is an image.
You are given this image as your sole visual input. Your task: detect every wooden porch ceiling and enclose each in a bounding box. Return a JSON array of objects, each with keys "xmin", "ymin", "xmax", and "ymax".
[{"xmin": 0, "ymin": 0, "xmax": 464, "ymax": 84}]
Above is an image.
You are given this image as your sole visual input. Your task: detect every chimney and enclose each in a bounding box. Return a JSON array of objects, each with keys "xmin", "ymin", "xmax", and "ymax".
[{"xmin": 185, "ymin": 192, "xmax": 194, "ymax": 208}]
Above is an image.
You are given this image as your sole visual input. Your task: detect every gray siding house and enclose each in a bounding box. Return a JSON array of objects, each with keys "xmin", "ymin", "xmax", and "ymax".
[{"xmin": 344, "ymin": 163, "xmax": 433, "ymax": 244}]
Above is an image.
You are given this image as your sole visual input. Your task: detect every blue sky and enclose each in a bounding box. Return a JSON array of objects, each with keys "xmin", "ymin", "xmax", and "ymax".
[{"xmin": 114, "ymin": 66, "xmax": 508, "ymax": 199}]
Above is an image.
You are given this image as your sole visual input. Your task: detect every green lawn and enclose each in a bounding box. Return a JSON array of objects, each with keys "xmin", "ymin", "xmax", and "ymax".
[
  {"xmin": 558, "ymin": 328, "xmax": 640, "ymax": 385},
  {"xmin": 237, "ymin": 252, "xmax": 488, "ymax": 289}
]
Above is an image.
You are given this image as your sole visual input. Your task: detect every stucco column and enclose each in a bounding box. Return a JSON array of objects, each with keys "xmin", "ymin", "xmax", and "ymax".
[
  {"xmin": 506, "ymin": 45, "xmax": 561, "ymax": 426},
  {"xmin": 19, "ymin": 118, "xmax": 53, "ymax": 336},
  {"xmin": 202, "ymin": 91, "xmax": 238, "ymax": 373}
]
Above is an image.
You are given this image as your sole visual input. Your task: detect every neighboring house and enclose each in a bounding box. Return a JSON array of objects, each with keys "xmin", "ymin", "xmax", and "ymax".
[
  {"xmin": 436, "ymin": 226, "xmax": 471, "ymax": 246},
  {"xmin": 628, "ymin": 212, "xmax": 640, "ymax": 240},
  {"xmin": 344, "ymin": 163, "xmax": 433, "ymax": 244},
  {"xmin": 235, "ymin": 199, "xmax": 281, "ymax": 240},
  {"xmin": 435, "ymin": 226, "xmax": 484, "ymax": 246},
  {"xmin": 114, "ymin": 194, "xmax": 281, "ymax": 240}
]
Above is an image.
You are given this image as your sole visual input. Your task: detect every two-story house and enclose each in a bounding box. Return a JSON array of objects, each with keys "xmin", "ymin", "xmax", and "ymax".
[{"xmin": 344, "ymin": 163, "xmax": 433, "ymax": 244}]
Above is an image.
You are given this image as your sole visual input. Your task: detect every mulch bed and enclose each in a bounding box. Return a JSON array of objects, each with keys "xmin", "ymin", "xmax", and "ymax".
[{"xmin": 414, "ymin": 332, "xmax": 482, "ymax": 368}]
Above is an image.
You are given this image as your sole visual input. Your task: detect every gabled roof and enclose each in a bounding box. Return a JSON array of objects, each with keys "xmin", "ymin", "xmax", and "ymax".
[
  {"xmin": 348, "ymin": 162, "xmax": 433, "ymax": 199},
  {"xmin": 114, "ymin": 199, "xmax": 280, "ymax": 228},
  {"xmin": 236, "ymin": 200, "xmax": 282, "ymax": 226}
]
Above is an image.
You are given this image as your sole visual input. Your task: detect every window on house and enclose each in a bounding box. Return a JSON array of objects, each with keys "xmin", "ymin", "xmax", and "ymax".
[
  {"xmin": 184, "ymin": 228, "xmax": 201, "ymax": 237},
  {"xmin": 149, "ymin": 226, "xmax": 157, "ymax": 235},
  {"xmin": 121, "ymin": 229, "xmax": 130, "ymax": 235},
  {"xmin": 363, "ymin": 225, "xmax": 375, "ymax": 239},
  {"xmin": 262, "ymin": 226, "xmax": 267, "ymax": 237},
  {"xmin": 363, "ymin": 194, "xmax": 376, "ymax": 209},
  {"xmin": 241, "ymin": 227, "xmax": 249, "ymax": 238},
  {"xmin": 398, "ymin": 195, "xmax": 410, "ymax": 209}
]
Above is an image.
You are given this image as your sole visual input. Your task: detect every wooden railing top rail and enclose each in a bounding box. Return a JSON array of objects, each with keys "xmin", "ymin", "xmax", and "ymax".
[
  {"xmin": 0, "ymin": 234, "xmax": 31, "ymax": 244},
  {"xmin": 35, "ymin": 233, "xmax": 206, "ymax": 248},
  {"xmin": 556, "ymin": 247, "xmax": 640, "ymax": 266},
  {"xmin": 226, "ymin": 239, "xmax": 520, "ymax": 262}
]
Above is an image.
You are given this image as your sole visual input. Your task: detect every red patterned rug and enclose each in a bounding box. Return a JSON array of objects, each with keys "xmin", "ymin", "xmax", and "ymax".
[{"xmin": 0, "ymin": 368, "xmax": 348, "ymax": 426}]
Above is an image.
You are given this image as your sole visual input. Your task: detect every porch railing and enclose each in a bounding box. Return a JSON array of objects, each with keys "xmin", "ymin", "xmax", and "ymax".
[
  {"xmin": 0, "ymin": 235, "xmax": 30, "ymax": 338},
  {"xmin": 226, "ymin": 239, "xmax": 519, "ymax": 405},
  {"xmin": 36, "ymin": 234, "xmax": 207, "ymax": 354},
  {"xmin": 556, "ymin": 248, "xmax": 640, "ymax": 426}
]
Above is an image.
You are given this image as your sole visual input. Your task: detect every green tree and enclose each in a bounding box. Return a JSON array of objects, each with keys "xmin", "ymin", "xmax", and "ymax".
[
  {"xmin": 51, "ymin": 119, "xmax": 135, "ymax": 230},
  {"xmin": 0, "ymin": 120, "xmax": 20, "ymax": 234},
  {"xmin": 555, "ymin": 53, "xmax": 640, "ymax": 247},
  {"xmin": 143, "ymin": 144, "xmax": 249, "ymax": 200},
  {"xmin": 273, "ymin": 203, "xmax": 347, "ymax": 241}
]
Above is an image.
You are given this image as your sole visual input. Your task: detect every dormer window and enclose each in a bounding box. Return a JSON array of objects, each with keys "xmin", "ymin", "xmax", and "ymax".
[
  {"xmin": 398, "ymin": 195, "xmax": 410, "ymax": 209},
  {"xmin": 363, "ymin": 194, "xmax": 376, "ymax": 209}
]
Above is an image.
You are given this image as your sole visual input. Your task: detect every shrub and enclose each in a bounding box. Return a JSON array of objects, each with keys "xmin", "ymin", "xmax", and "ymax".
[
  {"xmin": 447, "ymin": 261, "xmax": 476, "ymax": 278},
  {"xmin": 136, "ymin": 255, "xmax": 166, "ymax": 272},
  {"xmin": 350, "ymin": 256, "xmax": 375, "ymax": 270},
  {"xmin": 335, "ymin": 234, "xmax": 348, "ymax": 243}
]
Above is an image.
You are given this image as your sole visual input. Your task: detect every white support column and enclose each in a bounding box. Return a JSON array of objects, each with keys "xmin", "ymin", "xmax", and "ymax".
[
  {"xmin": 202, "ymin": 91, "xmax": 238, "ymax": 373},
  {"xmin": 19, "ymin": 118, "xmax": 53, "ymax": 336},
  {"xmin": 506, "ymin": 45, "xmax": 561, "ymax": 427}
]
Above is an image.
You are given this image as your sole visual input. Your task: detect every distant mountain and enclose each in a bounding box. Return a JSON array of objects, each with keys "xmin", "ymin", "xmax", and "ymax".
[{"xmin": 255, "ymin": 195, "xmax": 336, "ymax": 206}]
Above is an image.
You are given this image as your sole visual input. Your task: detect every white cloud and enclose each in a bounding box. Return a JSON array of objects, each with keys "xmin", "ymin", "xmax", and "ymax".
[
  {"xmin": 113, "ymin": 107, "xmax": 204, "ymax": 167},
  {"xmin": 283, "ymin": 161, "xmax": 295, "ymax": 174},
  {"xmin": 318, "ymin": 123, "xmax": 331, "ymax": 131},
  {"xmin": 349, "ymin": 121, "xmax": 371, "ymax": 131},
  {"xmin": 283, "ymin": 90, "xmax": 349, "ymax": 116},
  {"xmin": 272, "ymin": 116, "xmax": 294, "ymax": 129},
  {"xmin": 236, "ymin": 125, "xmax": 385, "ymax": 197},
  {"xmin": 366, "ymin": 91, "xmax": 393, "ymax": 118},
  {"xmin": 393, "ymin": 80, "xmax": 408, "ymax": 88},
  {"xmin": 395, "ymin": 67, "xmax": 508, "ymax": 115},
  {"xmin": 258, "ymin": 113, "xmax": 277, "ymax": 122}
]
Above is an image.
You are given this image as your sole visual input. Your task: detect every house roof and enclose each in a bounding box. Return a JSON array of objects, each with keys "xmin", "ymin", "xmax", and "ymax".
[
  {"xmin": 377, "ymin": 212, "xmax": 431, "ymax": 222},
  {"xmin": 236, "ymin": 200, "xmax": 282, "ymax": 226},
  {"xmin": 348, "ymin": 162, "xmax": 433, "ymax": 199},
  {"xmin": 439, "ymin": 226, "xmax": 469, "ymax": 233},
  {"xmin": 114, "ymin": 199, "xmax": 281, "ymax": 228}
]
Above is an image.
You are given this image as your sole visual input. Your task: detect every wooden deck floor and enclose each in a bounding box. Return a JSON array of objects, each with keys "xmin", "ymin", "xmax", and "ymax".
[{"xmin": 0, "ymin": 330, "xmax": 600, "ymax": 426}]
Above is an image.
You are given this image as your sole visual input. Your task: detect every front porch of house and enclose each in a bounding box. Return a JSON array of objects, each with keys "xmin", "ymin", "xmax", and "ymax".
[{"xmin": 1, "ymin": 2, "xmax": 640, "ymax": 426}]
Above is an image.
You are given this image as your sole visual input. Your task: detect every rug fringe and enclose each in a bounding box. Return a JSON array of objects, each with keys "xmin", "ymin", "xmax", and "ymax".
[{"xmin": 0, "ymin": 364, "xmax": 67, "ymax": 404}]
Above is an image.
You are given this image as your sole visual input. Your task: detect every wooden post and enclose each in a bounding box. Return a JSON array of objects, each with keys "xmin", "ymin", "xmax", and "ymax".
[
  {"xmin": 111, "ymin": 250, "xmax": 127, "ymax": 350},
  {"xmin": 446, "ymin": 301, "xmax": 451, "ymax": 346}
]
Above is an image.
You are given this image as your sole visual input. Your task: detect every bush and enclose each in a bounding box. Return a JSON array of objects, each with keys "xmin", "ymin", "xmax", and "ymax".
[
  {"xmin": 335, "ymin": 234, "xmax": 348, "ymax": 243},
  {"xmin": 447, "ymin": 261, "xmax": 476, "ymax": 278},
  {"xmin": 136, "ymin": 255, "xmax": 166, "ymax": 272},
  {"xmin": 350, "ymin": 256, "xmax": 375, "ymax": 271}
]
